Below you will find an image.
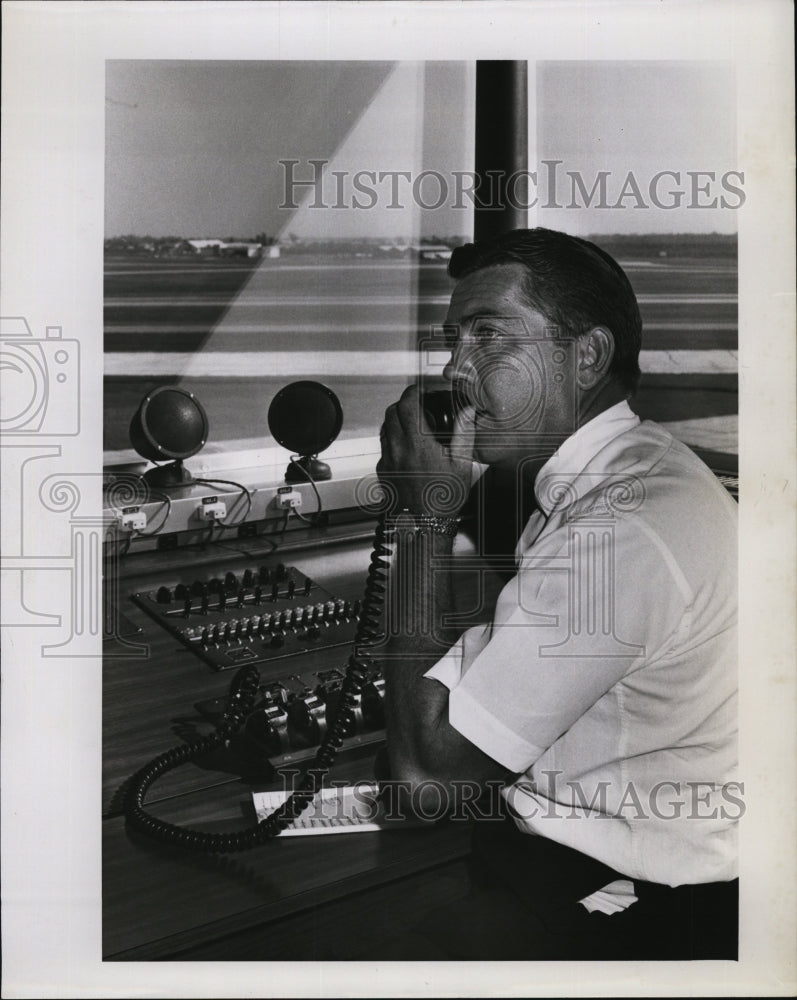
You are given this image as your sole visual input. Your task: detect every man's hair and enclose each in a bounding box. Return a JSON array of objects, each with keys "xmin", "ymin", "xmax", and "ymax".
[{"xmin": 448, "ymin": 228, "xmax": 643, "ymax": 394}]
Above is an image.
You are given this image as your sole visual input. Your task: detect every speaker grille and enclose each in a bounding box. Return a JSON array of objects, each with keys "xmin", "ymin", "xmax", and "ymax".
[
  {"xmin": 268, "ymin": 381, "xmax": 342, "ymax": 456},
  {"xmin": 130, "ymin": 386, "xmax": 208, "ymax": 461}
]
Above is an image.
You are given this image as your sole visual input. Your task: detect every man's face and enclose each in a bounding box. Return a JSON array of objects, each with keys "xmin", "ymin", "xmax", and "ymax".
[{"xmin": 442, "ymin": 263, "xmax": 579, "ymax": 466}]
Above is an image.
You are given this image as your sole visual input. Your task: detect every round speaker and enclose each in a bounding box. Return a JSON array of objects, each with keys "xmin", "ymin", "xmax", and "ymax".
[
  {"xmin": 129, "ymin": 386, "xmax": 209, "ymax": 462},
  {"xmin": 267, "ymin": 381, "xmax": 343, "ymax": 457}
]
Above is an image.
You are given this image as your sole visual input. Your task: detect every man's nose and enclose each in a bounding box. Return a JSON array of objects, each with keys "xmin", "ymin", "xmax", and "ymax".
[{"xmin": 442, "ymin": 341, "xmax": 475, "ymax": 384}]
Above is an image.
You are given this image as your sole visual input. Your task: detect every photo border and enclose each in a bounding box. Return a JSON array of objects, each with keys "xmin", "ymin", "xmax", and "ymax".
[{"xmin": 1, "ymin": 1, "xmax": 794, "ymax": 996}]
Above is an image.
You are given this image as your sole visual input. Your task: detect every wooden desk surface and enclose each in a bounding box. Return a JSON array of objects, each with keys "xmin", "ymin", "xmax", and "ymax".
[
  {"xmin": 103, "ymin": 528, "xmax": 494, "ymax": 960},
  {"xmin": 104, "ymin": 791, "xmax": 473, "ymax": 959}
]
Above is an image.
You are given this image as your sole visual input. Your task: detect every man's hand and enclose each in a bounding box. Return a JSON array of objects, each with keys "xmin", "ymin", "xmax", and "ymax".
[{"xmin": 377, "ymin": 384, "xmax": 475, "ymax": 515}]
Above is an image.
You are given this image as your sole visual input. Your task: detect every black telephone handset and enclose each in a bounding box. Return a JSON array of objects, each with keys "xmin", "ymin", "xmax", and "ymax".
[
  {"xmin": 124, "ymin": 390, "xmax": 461, "ymax": 851},
  {"xmin": 421, "ymin": 389, "xmax": 457, "ymax": 445}
]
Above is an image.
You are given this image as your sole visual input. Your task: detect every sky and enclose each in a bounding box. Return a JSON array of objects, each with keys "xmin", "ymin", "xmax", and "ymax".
[
  {"xmin": 105, "ymin": 59, "xmax": 739, "ymax": 239},
  {"xmin": 535, "ymin": 61, "xmax": 738, "ymax": 236}
]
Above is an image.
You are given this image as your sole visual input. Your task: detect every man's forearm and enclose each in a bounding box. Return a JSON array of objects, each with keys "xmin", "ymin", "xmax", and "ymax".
[
  {"xmin": 380, "ymin": 525, "xmax": 456, "ymax": 773},
  {"xmin": 374, "ymin": 386, "xmax": 503, "ymax": 798},
  {"xmin": 380, "ymin": 523, "xmax": 499, "ymax": 793},
  {"xmin": 386, "ymin": 524, "xmax": 459, "ymax": 655}
]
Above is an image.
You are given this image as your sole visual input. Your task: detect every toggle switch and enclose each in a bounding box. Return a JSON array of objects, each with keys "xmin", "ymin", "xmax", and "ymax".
[
  {"xmin": 288, "ymin": 692, "xmax": 328, "ymax": 746},
  {"xmin": 245, "ymin": 701, "xmax": 289, "ymax": 755}
]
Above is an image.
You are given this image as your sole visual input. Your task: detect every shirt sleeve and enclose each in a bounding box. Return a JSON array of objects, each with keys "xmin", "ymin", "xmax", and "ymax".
[{"xmin": 424, "ymin": 513, "xmax": 692, "ymax": 773}]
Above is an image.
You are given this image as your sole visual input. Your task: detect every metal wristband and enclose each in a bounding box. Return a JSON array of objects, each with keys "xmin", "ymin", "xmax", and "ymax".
[{"xmin": 396, "ymin": 511, "xmax": 460, "ymax": 537}]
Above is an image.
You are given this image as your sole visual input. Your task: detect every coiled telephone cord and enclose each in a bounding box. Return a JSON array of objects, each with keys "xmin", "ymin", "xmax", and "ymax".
[{"xmin": 123, "ymin": 517, "xmax": 395, "ymax": 852}]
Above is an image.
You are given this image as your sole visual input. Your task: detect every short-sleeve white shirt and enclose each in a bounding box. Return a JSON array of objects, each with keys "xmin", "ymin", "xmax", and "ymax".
[{"xmin": 426, "ymin": 401, "xmax": 738, "ymax": 886}]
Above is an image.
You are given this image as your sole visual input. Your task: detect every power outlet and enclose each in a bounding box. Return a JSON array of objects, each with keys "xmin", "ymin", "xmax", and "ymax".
[
  {"xmin": 276, "ymin": 487, "xmax": 302, "ymax": 512},
  {"xmin": 198, "ymin": 496, "xmax": 227, "ymax": 521},
  {"xmin": 117, "ymin": 507, "xmax": 147, "ymax": 532}
]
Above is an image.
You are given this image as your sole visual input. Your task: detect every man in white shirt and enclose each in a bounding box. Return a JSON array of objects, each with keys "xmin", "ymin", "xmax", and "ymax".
[{"xmin": 377, "ymin": 228, "xmax": 738, "ymax": 959}]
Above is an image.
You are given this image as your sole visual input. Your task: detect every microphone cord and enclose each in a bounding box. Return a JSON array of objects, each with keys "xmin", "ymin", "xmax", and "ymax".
[{"xmin": 123, "ymin": 516, "xmax": 395, "ymax": 852}]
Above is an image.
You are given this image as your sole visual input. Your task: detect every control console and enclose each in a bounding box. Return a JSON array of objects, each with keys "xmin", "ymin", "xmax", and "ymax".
[
  {"xmin": 196, "ymin": 663, "xmax": 386, "ymax": 775},
  {"xmin": 132, "ymin": 562, "xmax": 361, "ymax": 671}
]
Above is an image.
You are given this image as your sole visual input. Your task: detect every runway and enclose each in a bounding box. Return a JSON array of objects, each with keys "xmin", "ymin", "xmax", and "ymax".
[
  {"xmin": 104, "ymin": 349, "xmax": 738, "ymax": 377},
  {"xmin": 103, "ymin": 253, "xmax": 738, "ymax": 456}
]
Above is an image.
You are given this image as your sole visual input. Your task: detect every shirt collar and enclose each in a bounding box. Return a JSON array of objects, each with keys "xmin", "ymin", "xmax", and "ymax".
[{"xmin": 534, "ymin": 400, "xmax": 640, "ymax": 516}]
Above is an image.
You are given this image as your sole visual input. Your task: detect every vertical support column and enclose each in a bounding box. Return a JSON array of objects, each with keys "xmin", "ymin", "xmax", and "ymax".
[{"xmin": 474, "ymin": 61, "xmax": 529, "ymax": 241}]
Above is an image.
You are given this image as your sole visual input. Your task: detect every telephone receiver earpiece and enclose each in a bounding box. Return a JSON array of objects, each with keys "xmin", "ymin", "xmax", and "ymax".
[{"xmin": 422, "ymin": 386, "xmax": 468, "ymax": 445}]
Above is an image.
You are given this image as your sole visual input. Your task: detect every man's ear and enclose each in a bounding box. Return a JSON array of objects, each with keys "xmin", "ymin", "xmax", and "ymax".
[{"xmin": 576, "ymin": 326, "xmax": 615, "ymax": 390}]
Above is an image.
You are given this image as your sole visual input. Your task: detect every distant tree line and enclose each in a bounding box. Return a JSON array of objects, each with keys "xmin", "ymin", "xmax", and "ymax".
[
  {"xmin": 104, "ymin": 233, "xmax": 277, "ymax": 256},
  {"xmin": 104, "ymin": 231, "xmax": 737, "ymax": 260}
]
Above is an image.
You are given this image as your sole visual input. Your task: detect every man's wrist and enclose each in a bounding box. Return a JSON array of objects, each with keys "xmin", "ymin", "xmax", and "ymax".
[{"xmin": 391, "ymin": 510, "xmax": 461, "ymax": 537}]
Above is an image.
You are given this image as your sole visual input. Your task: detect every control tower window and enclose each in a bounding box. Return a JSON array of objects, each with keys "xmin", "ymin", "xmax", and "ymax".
[{"xmin": 104, "ymin": 61, "xmax": 476, "ymax": 468}]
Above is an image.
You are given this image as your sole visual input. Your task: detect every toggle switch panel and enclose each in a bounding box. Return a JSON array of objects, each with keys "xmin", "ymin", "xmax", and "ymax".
[
  {"xmin": 195, "ymin": 660, "xmax": 386, "ymax": 776},
  {"xmin": 132, "ymin": 563, "xmax": 363, "ymax": 671}
]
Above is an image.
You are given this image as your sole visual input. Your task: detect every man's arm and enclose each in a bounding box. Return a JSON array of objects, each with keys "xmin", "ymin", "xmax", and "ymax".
[
  {"xmin": 381, "ymin": 526, "xmax": 509, "ymax": 809},
  {"xmin": 377, "ymin": 386, "xmax": 509, "ymax": 813}
]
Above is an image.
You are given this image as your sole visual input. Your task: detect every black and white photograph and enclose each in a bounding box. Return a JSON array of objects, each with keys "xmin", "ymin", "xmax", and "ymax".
[{"xmin": 1, "ymin": 1, "xmax": 794, "ymax": 996}]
